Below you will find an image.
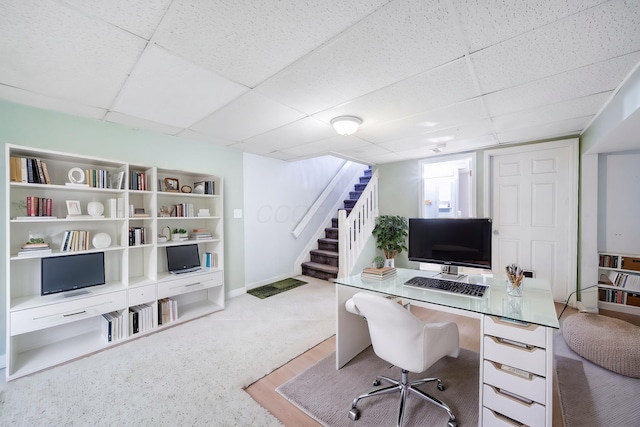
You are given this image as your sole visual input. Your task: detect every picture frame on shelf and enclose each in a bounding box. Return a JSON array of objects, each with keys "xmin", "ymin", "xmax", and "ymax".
[
  {"xmin": 66, "ymin": 200, "xmax": 82, "ymax": 216},
  {"xmin": 164, "ymin": 177, "xmax": 179, "ymax": 192}
]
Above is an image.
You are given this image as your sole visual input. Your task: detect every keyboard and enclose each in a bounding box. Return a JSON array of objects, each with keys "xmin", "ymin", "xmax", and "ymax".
[
  {"xmin": 170, "ymin": 267, "xmax": 202, "ymax": 275},
  {"xmin": 404, "ymin": 276, "xmax": 488, "ymax": 297}
]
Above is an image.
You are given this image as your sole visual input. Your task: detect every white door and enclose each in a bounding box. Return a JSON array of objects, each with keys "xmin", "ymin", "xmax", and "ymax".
[{"xmin": 485, "ymin": 139, "xmax": 578, "ymax": 301}]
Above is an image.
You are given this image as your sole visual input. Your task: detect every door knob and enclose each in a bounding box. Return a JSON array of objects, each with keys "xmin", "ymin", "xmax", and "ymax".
[{"xmin": 493, "ymin": 230, "xmax": 499, "ymax": 235}]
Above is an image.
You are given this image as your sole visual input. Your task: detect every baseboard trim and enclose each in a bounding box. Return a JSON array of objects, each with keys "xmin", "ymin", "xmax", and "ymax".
[{"xmin": 226, "ymin": 287, "xmax": 246, "ymax": 299}]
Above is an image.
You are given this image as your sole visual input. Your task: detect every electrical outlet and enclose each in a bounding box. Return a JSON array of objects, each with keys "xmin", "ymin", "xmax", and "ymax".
[{"xmin": 233, "ymin": 209, "xmax": 242, "ymax": 219}]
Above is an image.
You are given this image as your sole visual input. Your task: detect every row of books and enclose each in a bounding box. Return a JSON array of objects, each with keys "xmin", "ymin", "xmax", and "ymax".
[
  {"xmin": 24, "ymin": 196, "xmax": 53, "ymax": 217},
  {"xmin": 194, "ymin": 180, "xmax": 215, "ymax": 195},
  {"xmin": 17, "ymin": 242, "xmax": 52, "ymax": 257},
  {"xmin": 599, "ymin": 254, "xmax": 620, "ymax": 269},
  {"xmin": 599, "ymin": 289, "xmax": 640, "ymax": 305},
  {"xmin": 128, "ymin": 227, "xmax": 146, "ymax": 246},
  {"xmin": 602, "ymin": 271, "xmax": 640, "ymax": 291},
  {"xmin": 102, "ymin": 311, "xmax": 125, "ymax": 342},
  {"xmin": 130, "ymin": 171, "xmax": 147, "ymax": 191},
  {"xmin": 84, "ymin": 168, "xmax": 118, "ymax": 189},
  {"xmin": 130, "ymin": 304, "xmax": 153, "ymax": 335},
  {"xmin": 9, "ymin": 156, "xmax": 51, "ymax": 184},
  {"xmin": 158, "ymin": 298, "xmax": 178, "ymax": 325},
  {"xmin": 361, "ymin": 267, "xmax": 397, "ymax": 280},
  {"xmin": 106, "ymin": 198, "xmax": 126, "ymax": 218},
  {"xmin": 171, "ymin": 203, "xmax": 195, "ymax": 217},
  {"xmin": 60, "ymin": 230, "xmax": 90, "ymax": 252}
]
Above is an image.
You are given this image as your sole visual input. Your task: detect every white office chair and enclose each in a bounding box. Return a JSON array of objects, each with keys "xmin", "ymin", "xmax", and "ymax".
[{"xmin": 345, "ymin": 292, "xmax": 460, "ymax": 427}]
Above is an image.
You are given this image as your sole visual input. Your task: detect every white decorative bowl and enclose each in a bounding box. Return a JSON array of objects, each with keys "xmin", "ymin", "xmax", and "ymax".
[
  {"xmin": 87, "ymin": 201, "xmax": 104, "ymax": 217},
  {"xmin": 92, "ymin": 232, "xmax": 111, "ymax": 249}
]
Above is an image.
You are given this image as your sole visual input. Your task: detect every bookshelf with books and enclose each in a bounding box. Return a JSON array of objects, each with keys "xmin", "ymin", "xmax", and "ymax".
[
  {"xmin": 597, "ymin": 252, "xmax": 640, "ymax": 315},
  {"xmin": 5, "ymin": 144, "xmax": 225, "ymax": 381}
]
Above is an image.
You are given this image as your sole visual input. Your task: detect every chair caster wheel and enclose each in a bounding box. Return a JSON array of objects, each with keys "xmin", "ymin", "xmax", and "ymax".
[
  {"xmin": 373, "ymin": 379, "xmax": 381, "ymax": 386},
  {"xmin": 348, "ymin": 407, "xmax": 361, "ymax": 421},
  {"xmin": 447, "ymin": 419, "xmax": 457, "ymax": 427},
  {"xmin": 437, "ymin": 383, "xmax": 445, "ymax": 391}
]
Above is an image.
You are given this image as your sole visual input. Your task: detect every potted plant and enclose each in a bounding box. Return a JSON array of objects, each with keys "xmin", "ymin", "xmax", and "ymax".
[
  {"xmin": 172, "ymin": 228, "xmax": 188, "ymax": 241},
  {"xmin": 372, "ymin": 215, "xmax": 408, "ymax": 268}
]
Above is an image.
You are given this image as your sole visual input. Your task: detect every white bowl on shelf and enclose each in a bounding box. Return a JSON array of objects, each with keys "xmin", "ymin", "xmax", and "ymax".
[
  {"xmin": 92, "ymin": 232, "xmax": 111, "ymax": 249},
  {"xmin": 87, "ymin": 201, "xmax": 104, "ymax": 217}
]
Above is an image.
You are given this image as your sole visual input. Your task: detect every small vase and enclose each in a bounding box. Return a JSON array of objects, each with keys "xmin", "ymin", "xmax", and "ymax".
[
  {"xmin": 506, "ymin": 279, "xmax": 523, "ymax": 297},
  {"xmin": 385, "ymin": 258, "xmax": 395, "ymax": 268}
]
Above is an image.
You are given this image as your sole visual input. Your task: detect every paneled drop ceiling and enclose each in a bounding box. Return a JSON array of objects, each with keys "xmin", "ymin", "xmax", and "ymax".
[{"xmin": 1, "ymin": 0, "xmax": 639, "ymax": 164}]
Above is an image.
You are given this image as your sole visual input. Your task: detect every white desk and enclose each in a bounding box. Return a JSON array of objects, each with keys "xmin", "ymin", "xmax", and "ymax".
[{"xmin": 335, "ymin": 268, "xmax": 560, "ymax": 427}]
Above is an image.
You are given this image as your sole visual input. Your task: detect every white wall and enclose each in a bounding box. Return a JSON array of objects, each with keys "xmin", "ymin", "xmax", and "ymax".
[
  {"xmin": 598, "ymin": 152, "xmax": 640, "ymax": 254},
  {"xmin": 243, "ymin": 153, "xmax": 366, "ymax": 287}
]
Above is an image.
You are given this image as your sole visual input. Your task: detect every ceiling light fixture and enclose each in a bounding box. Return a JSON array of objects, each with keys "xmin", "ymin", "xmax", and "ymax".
[{"xmin": 331, "ymin": 116, "xmax": 362, "ymax": 136}]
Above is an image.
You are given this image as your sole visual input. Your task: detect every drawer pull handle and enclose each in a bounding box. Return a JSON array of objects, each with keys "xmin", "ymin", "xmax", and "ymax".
[
  {"xmin": 486, "ymin": 408, "xmax": 526, "ymax": 426},
  {"xmin": 185, "ymin": 282, "xmax": 202, "ymax": 287},
  {"xmin": 495, "ymin": 386, "xmax": 534, "ymax": 406},
  {"xmin": 496, "ymin": 337, "xmax": 535, "ymax": 351},
  {"xmin": 63, "ymin": 310, "xmax": 87, "ymax": 317}
]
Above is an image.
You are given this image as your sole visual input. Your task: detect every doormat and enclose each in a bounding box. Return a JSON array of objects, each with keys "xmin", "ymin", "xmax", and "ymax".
[{"xmin": 247, "ymin": 278, "xmax": 307, "ymax": 299}]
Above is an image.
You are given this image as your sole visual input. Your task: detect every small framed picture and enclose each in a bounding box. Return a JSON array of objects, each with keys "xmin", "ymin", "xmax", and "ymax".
[
  {"xmin": 66, "ymin": 200, "xmax": 82, "ymax": 216},
  {"xmin": 164, "ymin": 177, "xmax": 179, "ymax": 192}
]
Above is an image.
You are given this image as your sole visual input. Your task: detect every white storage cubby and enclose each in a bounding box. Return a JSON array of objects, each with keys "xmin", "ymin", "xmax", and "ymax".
[
  {"xmin": 597, "ymin": 252, "xmax": 640, "ymax": 315},
  {"xmin": 5, "ymin": 144, "xmax": 225, "ymax": 380}
]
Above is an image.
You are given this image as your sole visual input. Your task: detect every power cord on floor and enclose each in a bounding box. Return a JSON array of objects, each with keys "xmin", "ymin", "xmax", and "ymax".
[{"xmin": 558, "ymin": 284, "xmax": 600, "ymax": 320}]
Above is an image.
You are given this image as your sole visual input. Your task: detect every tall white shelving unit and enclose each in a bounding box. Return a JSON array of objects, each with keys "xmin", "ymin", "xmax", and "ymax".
[
  {"xmin": 5, "ymin": 144, "xmax": 224, "ymax": 380},
  {"xmin": 597, "ymin": 251, "xmax": 640, "ymax": 315}
]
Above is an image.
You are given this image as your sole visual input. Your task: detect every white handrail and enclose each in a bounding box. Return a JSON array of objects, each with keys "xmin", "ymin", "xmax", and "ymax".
[
  {"xmin": 292, "ymin": 161, "xmax": 351, "ymax": 238},
  {"xmin": 338, "ymin": 170, "xmax": 378, "ymax": 278}
]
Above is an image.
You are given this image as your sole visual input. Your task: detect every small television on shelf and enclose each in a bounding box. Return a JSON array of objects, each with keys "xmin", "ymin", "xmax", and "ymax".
[
  {"xmin": 166, "ymin": 244, "xmax": 202, "ymax": 274},
  {"xmin": 408, "ymin": 218, "xmax": 492, "ymax": 274},
  {"xmin": 41, "ymin": 252, "xmax": 106, "ymax": 296}
]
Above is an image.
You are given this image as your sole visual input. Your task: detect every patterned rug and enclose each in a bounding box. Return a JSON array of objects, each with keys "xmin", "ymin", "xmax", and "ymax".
[{"xmin": 247, "ymin": 278, "xmax": 307, "ymax": 299}]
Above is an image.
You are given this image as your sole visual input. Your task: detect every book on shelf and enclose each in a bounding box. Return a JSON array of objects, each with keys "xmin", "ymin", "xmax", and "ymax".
[
  {"xmin": 606, "ymin": 270, "xmax": 640, "ymax": 291},
  {"xmin": 158, "ymin": 298, "xmax": 178, "ymax": 325},
  {"xmin": 23, "ymin": 196, "xmax": 53, "ymax": 217},
  {"xmin": 361, "ymin": 267, "xmax": 397, "ymax": 279},
  {"xmin": 194, "ymin": 180, "xmax": 215, "ymax": 195},
  {"xmin": 17, "ymin": 248, "xmax": 52, "ymax": 257},
  {"xmin": 60, "ymin": 230, "xmax": 90, "ymax": 252}
]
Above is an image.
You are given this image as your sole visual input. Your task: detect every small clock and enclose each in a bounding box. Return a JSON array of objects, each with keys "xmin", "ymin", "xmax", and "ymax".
[{"xmin": 181, "ymin": 185, "xmax": 192, "ymax": 193}]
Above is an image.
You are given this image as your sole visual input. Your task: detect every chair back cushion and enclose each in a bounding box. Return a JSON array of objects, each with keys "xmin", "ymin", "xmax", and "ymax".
[{"xmin": 352, "ymin": 292, "xmax": 459, "ymax": 373}]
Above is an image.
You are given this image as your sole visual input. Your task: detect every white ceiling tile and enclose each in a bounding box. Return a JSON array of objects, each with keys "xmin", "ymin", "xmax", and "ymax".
[
  {"xmin": 105, "ymin": 111, "xmax": 183, "ymax": 135},
  {"xmin": 357, "ymin": 97, "xmax": 489, "ymax": 143},
  {"xmin": 264, "ymin": 151, "xmax": 301, "ymax": 162},
  {"xmin": 0, "ymin": 84, "xmax": 106, "ymax": 119},
  {"xmin": 60, "ymin": 0, "xmax": 172, "ymax": 39},
  {"xmin": 313, "ymin": 58, "xmax": 480, "ymax": 127},
  {"xmin": 244, "ymin": 117, "xmax": 335, "ymax": 150},
  {"xmin": 453, "ymin": 0, "xmax": 607, "ymax": 52},
  {"xmin": 154, "ymin": 0, "xmax": 390, "ymax": 87},
  {"xmin": 257, "ymin": 0, "xmax": 468, "ymax": 114},
  {"xmin": 472, "ymin": 1, "xmax": 640, "ymax": 93},
  {"xmin": 190, "ymin": 91, "xmax": 306, "ymax": 141},
  {"xmin": 379, "ymin": 119, "xmax": 495, "ymax": 151},
  {"xmin": 281, "ymin": 136, "xmax": 370, "ymax": 158},
  {"xmin": 497, "ymin": 116, "xmax": 591, "ymax": 144},
  {"xmin": 112, "ymin": 45, "xmax": 249, "ymax": 128},
  {"xmin": 0, "ymin": 0, "xmax": 146, "ymax": 108},
  {"xmin": 229, "ymin": 141, "xmax": 277, "ymax": 156},
  {"xmin": 357, "ymin": 151, "xmax": 405, "ymax": 165},
  {"xmin": 177, "ymin": 129, "xmax": 237, "ymax": 147},
  {"xmin": 484, "ymin": 52, "xmax": 640, "ymax": 117},
  {"xmin": 492, "ymin": 93, "xmax": 610, "ymax": 133}
]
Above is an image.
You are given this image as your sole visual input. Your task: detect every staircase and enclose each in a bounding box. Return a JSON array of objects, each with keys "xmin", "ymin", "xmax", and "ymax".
[{"xmin": 301, "ymin": 166, "xmax": 372, "ymax": 281}]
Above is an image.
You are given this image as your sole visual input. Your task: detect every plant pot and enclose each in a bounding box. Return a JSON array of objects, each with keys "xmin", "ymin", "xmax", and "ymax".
[{"xmin": 385, "ymin": 258, "xmax": 395, "ymax": 268}]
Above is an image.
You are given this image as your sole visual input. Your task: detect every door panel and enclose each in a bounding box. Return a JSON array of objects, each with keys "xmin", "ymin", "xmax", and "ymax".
[{"xmin": 490, "ymin": 143, "xmax": 576, "ymax": 301}]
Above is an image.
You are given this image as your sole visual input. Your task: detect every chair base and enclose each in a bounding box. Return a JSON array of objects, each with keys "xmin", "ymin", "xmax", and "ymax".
[{"xmin": 348, "ymin": 369, "xmax": 457, "ymax": 427}]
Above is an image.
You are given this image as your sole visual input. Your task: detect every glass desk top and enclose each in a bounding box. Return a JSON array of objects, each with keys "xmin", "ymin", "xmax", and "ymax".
[{"xmin": 335, "ymin": 268, "xmax": 560, "ymax": 329}]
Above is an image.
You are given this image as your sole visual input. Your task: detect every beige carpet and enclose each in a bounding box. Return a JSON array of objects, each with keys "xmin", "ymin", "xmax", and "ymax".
[{"xmin": 277, "ymin": 346, "xmax": 478, "ymax": 427}]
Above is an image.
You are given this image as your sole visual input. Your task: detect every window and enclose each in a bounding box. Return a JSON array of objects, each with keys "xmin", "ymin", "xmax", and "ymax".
[{"xmin": 420, "ymin": 154, "xmax": 476, "ymax": 218}]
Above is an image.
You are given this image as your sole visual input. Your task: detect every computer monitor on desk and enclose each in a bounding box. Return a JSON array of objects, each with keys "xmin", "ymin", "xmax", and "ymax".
[{"xmin": 408, "ymin": 218, "xmax": 492, "ymax": 280}]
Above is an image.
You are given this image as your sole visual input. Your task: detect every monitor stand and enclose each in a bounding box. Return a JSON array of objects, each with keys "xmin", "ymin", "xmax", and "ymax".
[
  {"xmin": 438, "ymin": 265, "xmax": 465, "ymax": 281},
  {"xmin": 64, "ymin": 290, "xmax": 90, "ymax": 298}
]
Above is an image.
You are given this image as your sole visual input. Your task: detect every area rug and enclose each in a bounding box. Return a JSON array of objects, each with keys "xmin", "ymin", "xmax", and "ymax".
[
  {"xmin": 555, "ymin": 332, "xmax": 640, "ymax": 426},
  {"xmin": 277, "ymin": 346, "xmax": 479, "ymax": 427},
  {"xmin": 247, "ymin": 278, "xmax": 307, "ymax": 299}
]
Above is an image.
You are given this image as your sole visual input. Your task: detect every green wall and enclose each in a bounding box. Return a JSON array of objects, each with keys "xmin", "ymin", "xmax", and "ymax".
[{"xmin": 0, "ymin": 100, "xmax": 246, "ymax": 358}]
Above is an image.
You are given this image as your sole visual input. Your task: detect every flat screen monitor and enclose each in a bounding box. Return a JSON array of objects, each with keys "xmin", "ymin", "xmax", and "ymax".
[
  {"xmin": 41, "ymin": 252, "xmax": 106, "ymax": 296},
  {"xmin": 166, "ymin": 244, "xmax": 201, "ymax": 273},
  {"xmin": 408, "ymin": 218, "xmax": 492, "ymax": 270}
]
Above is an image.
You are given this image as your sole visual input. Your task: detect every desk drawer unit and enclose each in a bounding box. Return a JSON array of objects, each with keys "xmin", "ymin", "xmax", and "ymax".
[
  {"xmin": 11, "ymin": 291, "xmax": 127, "ymax": 335},
  {"xmin": 157, "ymin": 272, "xmax": 221, "ymax": 299},
  {"xmin": 483, "ymin": 360, "xmax": 546, "ymax": 405},
  {"xmin": 484, "ymin": 316, "xmax": 546, "ymax": 348},
  {"xmin": 483, "ymin": 384, "xmax": 545, "ymax": 426},
  {"xmin": 129, "ymin": 284, "xmax": 157, "ymax": 306},
  {"xmin": 483, "ymin": 336, "xmax": 546, "ymax": 377}
]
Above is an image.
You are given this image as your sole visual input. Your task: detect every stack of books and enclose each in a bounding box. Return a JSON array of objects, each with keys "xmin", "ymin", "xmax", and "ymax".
[
  {"xmin": 17, "ymin": 242, "xmax": 52, "ymax": 257},
  {"xmin": 190, "ymin": 229, "xmax": 213, "ymax": 240},
  {"xmin": 361, "ymin": 267, "xmax": 397, "ymax": 280}
]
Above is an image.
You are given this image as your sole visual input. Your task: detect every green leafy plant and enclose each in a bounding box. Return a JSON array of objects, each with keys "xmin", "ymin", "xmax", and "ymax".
[
  {"xmin": 372, "ymin": 215, "xmax": 408, "ymax": 260},
  {"xmin": 373, "ymin": 256, "xmax": 385, "ymax": 269},
  {"xmin": 172, "ymin": 228, "xmax": 187, "ymax": 235},
  {"xmin": 28, "ymin": 237, "xmax": 45, "ymax": 244}
]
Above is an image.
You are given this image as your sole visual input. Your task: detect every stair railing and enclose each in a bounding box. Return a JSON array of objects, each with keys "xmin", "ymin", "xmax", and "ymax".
[{"xmin": 338, "ymin": 169, "xmax": 379, "ymax": 278}]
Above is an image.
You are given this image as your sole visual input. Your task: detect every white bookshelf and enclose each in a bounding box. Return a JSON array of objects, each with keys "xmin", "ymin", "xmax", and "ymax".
[
  {"xmin": 5, "ymin": 144, "xmax": 225, "ymax": 380},
  {"xmin": 597, "ymin": 252, "xmax": 640, "ymax": 315}
]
